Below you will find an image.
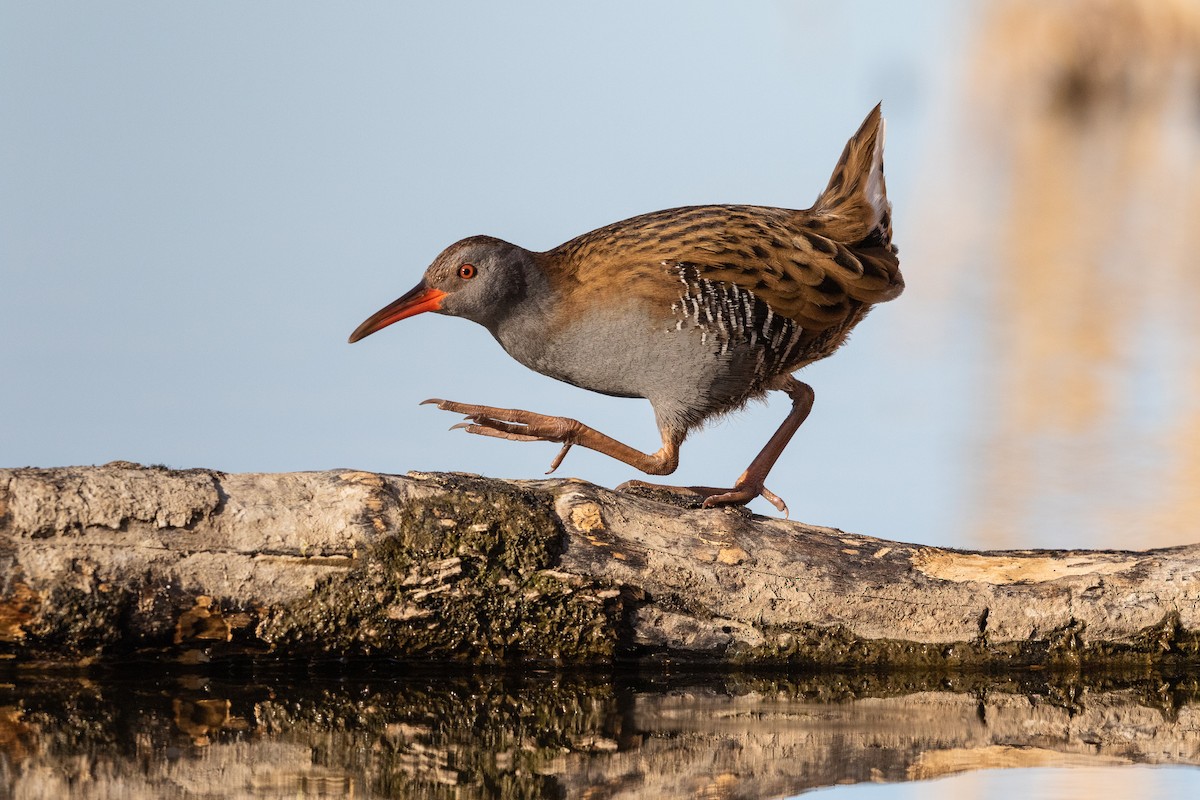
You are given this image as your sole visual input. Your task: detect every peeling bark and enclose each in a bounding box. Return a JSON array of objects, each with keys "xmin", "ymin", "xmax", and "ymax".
[{"xmin": 2, "ymin": 464, "xmax": 1199, "ymax": 666}]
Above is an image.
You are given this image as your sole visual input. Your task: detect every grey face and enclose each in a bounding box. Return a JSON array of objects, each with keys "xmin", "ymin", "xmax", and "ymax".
[
  {"xmin": 423, "ymin": 236, "xmax": 532, "ymax": 330},
  {"xmin": 347, "ymin": 234, "xmax": 535, "ymax": 344}
]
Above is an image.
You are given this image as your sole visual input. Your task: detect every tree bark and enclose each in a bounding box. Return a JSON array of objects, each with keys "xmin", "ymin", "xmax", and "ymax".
[{"xmin": 2, "ymin": 463, "xmax": 1199, "ymax": 666}]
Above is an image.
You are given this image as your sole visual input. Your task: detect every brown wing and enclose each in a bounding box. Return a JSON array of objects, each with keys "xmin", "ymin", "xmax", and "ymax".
[
  {"xmin": 551, "ymin": 203, "xmax": 901, "ymax": 332},
  {"xmin": 548, "ymin": 106, "xmax": 901, "ymax": 332},
  {"xmin": 673, "ymin": 211, "xmax": 902, "ymax": 330}
]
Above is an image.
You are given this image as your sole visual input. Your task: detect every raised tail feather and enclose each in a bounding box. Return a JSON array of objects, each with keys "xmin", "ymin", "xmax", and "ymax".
[{"xmin": 810, "ymin": 103, "xmax": 893, "ymax": 252}]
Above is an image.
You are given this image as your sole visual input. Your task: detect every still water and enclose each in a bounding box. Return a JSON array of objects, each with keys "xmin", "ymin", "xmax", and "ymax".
[{"xmin": 3, "ymin": 666, "xmax": 1198, "ymax": 799}]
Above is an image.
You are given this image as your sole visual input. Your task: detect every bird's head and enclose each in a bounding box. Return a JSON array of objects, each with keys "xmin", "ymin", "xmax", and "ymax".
[{"xmin": 348, "ymin": 236, "xmax": 538, "ymax": 343}]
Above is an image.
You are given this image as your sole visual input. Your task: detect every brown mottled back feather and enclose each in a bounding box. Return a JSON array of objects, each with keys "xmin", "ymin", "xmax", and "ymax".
[{"xmin": 545, "ymin": 105, "xmax": 901, "ymax": 349}]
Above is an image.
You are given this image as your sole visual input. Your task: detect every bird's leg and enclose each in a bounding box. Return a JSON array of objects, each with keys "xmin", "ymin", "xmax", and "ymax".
[
  {"xmin": 620, "ymin": 377, "xmax": 814, "ymax": 516},
  {"xmin": 422, "ymin": 399, "xmax": 681, "ymax": 476},
  {"xmin": 701, "ymin": 377, "xmax": 814, "ymax": 514}
]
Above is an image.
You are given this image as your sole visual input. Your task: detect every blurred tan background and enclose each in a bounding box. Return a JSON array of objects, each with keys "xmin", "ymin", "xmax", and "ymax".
[{"xmin": 919, "ymin": 0, "xmax": 1200, "ymax": 550}]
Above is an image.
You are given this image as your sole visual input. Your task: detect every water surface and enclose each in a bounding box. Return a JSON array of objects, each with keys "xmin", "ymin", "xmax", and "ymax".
[{"xmin": 4, "ymin": 666, "xmax": 1198, "ymax": 798}]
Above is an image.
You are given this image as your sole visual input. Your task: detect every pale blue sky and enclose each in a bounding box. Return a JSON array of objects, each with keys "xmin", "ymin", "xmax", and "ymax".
[{"xmin": 4, "ymin": 1, "xmax": 977, "ymax": 542}]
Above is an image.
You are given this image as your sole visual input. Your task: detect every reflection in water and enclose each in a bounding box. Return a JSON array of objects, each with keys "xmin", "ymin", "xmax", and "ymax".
[
  {"xmin": 939, "ymin": 0, "xmax": 1200, "ymax": 549},
  {"xmin": 2, "ymin": 667, "xmax": 1199, "ymax": 798}
]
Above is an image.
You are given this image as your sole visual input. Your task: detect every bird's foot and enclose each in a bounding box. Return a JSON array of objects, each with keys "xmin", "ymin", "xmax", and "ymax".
[
  {"xmin": 422, "ymin": 398, "xmax": 582, "ymax": 473},
  {"xmin": 618, "ymin": 479, "xmax": 788, "ymax": 517}
]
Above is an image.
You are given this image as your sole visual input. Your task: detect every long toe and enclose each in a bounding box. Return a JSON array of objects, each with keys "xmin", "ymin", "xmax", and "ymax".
[
  {"xmin": 701, "ymin": 484, "xmax": 788, "ymax": 515},
  {"xmin": 423, "ymin": 398, "xmax": 485, "ymax": 415},
  {"xmin": 452, "ymin": 422, "xmax": 543, "ymax": 443},
  {"xmin": 422, "ymin": 399, "xmax": 553, "ymax": 427},
  {"xmin": 700, "ymin": 488, "xmax": 759, "ymax": 509}
]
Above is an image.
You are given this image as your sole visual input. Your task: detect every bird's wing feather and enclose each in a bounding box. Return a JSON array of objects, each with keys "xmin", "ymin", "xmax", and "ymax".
[
  {"xmin": 548, "ymin": 105, "xmax": 902, "ymax": 333},
  {"xmin": 554, "ymin": 205, "xmax": 900, "ymax": 331},
  {"xmin": 679, "ymin": 217, "xmax": 901, "ymax": 329}
]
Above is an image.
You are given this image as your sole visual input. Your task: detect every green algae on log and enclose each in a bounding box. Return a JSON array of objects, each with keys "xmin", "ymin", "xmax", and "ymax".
[{"xmin": 2, "ymin": 464, "xmax": 1200, "ymax": 666}]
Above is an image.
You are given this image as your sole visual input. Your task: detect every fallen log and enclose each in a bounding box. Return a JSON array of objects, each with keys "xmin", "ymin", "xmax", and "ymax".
[{"xmin": 1, "ymin": 463, "xmax": 1198, "ymax": 666}]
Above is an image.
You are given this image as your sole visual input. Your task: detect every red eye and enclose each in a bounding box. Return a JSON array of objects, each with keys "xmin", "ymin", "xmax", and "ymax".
[{"xmin": 458, "ymin": 263, "xmax": 477, "ymax": 280}]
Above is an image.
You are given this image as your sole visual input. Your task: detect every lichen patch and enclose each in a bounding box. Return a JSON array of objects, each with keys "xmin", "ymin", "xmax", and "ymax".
[
  {"xmin": 569, "ymin": 502, "xmax": 605, "ymax": 533},
  {"xmin": 717, "ymin": 547, "xmax": 749, "ymax": 565}
]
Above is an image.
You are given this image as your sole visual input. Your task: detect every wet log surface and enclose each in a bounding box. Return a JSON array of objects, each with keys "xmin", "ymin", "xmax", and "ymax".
[
  {"xmin": 2, "ymin": 668, "xmax": 1199, "ymax": 799},
  {"xmin": 2, "ymin": 464, "xmax": 1200, "ymax": 666}
]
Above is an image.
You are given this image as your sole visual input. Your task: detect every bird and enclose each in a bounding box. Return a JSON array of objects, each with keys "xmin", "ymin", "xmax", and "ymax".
[{"xmin": 349, "ymin": 104, "xmax": 902, "ymax": 515}]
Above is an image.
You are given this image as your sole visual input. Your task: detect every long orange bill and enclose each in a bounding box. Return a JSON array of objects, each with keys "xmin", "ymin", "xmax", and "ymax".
[{"xmin": 348, "ymin": 282, "xmax": 448, "ymax": 343}]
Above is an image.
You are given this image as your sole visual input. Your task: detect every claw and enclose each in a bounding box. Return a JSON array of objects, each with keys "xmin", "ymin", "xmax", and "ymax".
[
  {"xmin": 421, "ymin": 398, "xmax": 444, "ymax": 406},
  {"xmin": 760, "ymin": 486, "xmax": 789, "ymax": 517},
  {"xmin": 546, "ymin": 443, "xmax": 572, "ymax": 474},
  {"xmin": 449, "ymin": 422, "xmax": 472, "ymax": 431}
]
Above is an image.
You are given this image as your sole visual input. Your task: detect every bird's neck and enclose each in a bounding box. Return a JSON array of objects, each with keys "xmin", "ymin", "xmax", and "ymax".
[{"xmin": 484, "ymin": 255, "xmax": 561, "ymax": 369}]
